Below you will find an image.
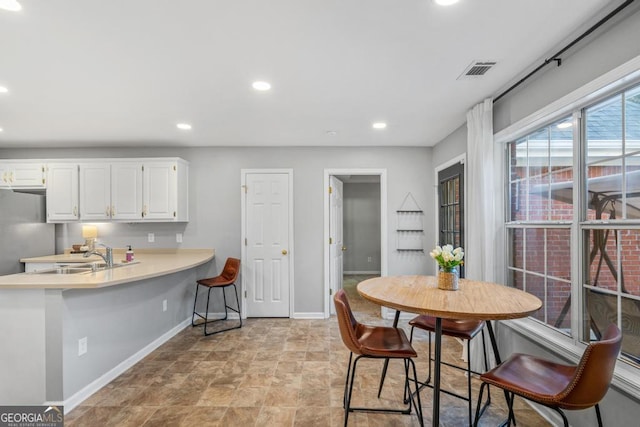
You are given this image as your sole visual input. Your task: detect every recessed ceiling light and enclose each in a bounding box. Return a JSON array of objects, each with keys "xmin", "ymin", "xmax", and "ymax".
[
  {"xmin": 252, "ymin": 81, "xmax": 271, "ymax": 91},
  {"xmin": 557, "ymin": 121, "xmax": 572, "ymax": 129},
  {"xmin": 0, "ymin": 0, "xmax": 22, "ymax": 12},
  {"xmin": 0, "ymin": 127, "xmax": 4, "ymax": 132},
  {"xmin": 326, "ymin": 131, "xmax": 337, "ymax": 136},
  {"xmin": 434, "ymin": 0, "xmax": 459, "ymax": 5},
  {"xmin": 0, "ymin": 86, "xmax": 8, "ymax": 93},
  {"xmin": 372, "ymin": 122, "xmax": 387, "ymax": 129},
  {"xmin": 176, "ymin": 123, "xmax": 192, "ymax": 130}
]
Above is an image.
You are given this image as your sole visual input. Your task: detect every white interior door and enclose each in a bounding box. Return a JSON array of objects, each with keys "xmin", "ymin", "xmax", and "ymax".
[
  {"xmin": 244, "ymin": 172, "xmax": 291, "ymax": 317},
  {"xmin": 329, "ymin": 176, "xmax": 344, "ymax": 315}
]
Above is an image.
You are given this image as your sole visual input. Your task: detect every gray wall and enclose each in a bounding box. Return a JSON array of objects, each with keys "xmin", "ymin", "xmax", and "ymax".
[
  {"xmin": 0, "ymin": 146, "xmax": 435, "ymax": 315},
  {"xmin": 432, "ymin": 123, "xmax": 466, "ymax": 169},
  {"xmin": 0, "ymin": 289, "xmax": 47, "ymax": 404},
  {"xmin": 343, "ymin": 182, "xmax": 381, "ymax": 273},
  {"xmin": 494, "ymin": 4, "xmax": 640, "ymax": 133},
  {"xmin": 430, "ymin": 5, "xmax": 640, "ymax": 425}
]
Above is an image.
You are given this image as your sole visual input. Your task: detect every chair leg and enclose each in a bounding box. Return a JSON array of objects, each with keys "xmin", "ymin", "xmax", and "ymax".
[
  {"xmin": 191, "ymin": 283, "xmax": 200, "ymax": 326},
  {"xmin": 595, "ymin": 403, "xmax": 603, "ymax": 427},
  {"xmin": 343, "ymin": 353, "xmax": 353, "ymax": 409},
  {"xmin": 552, "ymin": 407, "xmax": 569, "ymax": 427},
  {"xmin": 345, "ymin": 354, "xmax": 361, "ymax": 427},
  {"xmin": 407, "ymin": 358, "xmax": 424, "ymax": 427},
  {"xmin": 507, "ymin": 392, "xmax": 515, "ymax": 427},
  {"xmin": 203, "ymin": 286, "xmax": 213, "ymax": 335},
  {"xmin": 466, "ymin": 339, "xmax": 473, "ymax": 427},
  {"xmin": 192, "ymin": 284, "xmax": 243, "ymax": 336},
  {"xmin": 473, "ymin": 382, "xmax": 488, "ymax": 427}
]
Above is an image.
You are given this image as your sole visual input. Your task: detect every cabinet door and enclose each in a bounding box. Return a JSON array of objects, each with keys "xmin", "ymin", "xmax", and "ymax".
[
  {"xmin": 79, "ymin": 163, "xmax": 111, "ymax": 221},
  {"xmin": 0, "ymin": 162, "xmax": 45, "ymax": 188},
  {"xmin": 46, "ymin": 164, "xmax": 79, "ymax": 222},
  {"xmin": 0, "ymin": 163, "xmax": 9, "ymax": 187},
  {"xmin": 142, "ymin": 162, "xmax": 176, "ymax": 220},
  {"xmin": 111, "ymin": 162, "xmax": 143, "ymax": 221}
]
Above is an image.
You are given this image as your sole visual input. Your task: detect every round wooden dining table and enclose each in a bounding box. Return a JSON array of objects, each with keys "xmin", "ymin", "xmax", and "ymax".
[{"xmin": 357, "ymin": 275, "xmax": 542, "ymax": 427}]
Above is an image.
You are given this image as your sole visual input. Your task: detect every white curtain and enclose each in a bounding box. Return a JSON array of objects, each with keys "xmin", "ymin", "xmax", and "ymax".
[{"xmin": 465, "ymin": 98, "xmax": 503, "ymax": 371}]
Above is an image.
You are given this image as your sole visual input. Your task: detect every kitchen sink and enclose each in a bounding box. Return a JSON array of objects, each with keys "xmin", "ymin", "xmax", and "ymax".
[
  {"xmin": 31, "ymin": 261, "xmax": 139, "ymax": 275},
  {"xmin": 33, "ymin": 265, "xmax": 94, "ymax": 275}
]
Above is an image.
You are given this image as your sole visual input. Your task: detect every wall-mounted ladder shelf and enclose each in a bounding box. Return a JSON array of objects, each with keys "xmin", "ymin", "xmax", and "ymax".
[{"xmin": 397, "ymin": 193, "xmax": 424, "ymax": 252}]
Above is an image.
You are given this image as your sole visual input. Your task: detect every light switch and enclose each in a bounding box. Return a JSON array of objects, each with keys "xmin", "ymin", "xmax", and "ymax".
[{"xmin": 148, "ymin": 233, "xmax": 155, "ymax": 243}]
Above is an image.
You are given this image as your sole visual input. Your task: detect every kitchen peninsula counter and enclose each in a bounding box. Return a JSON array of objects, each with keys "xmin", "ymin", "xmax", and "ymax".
[
  {"xmin": 0, "ymin": 248, "xmax": 218, "ymax": 411},
  {"xmin": 0, "ymin": 249, "xmax": 214, "ymax": 289}
]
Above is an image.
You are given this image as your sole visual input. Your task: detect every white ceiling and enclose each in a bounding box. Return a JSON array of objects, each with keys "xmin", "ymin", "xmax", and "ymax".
[{"xmin": 0, "ymin": 0, "xmax": 616, "ymax": 148}]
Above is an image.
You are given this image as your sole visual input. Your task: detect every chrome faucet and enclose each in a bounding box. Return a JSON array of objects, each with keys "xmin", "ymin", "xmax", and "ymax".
[{"xmin": 83, "ymin": 242, "xmax": 113, "ymax": 268}]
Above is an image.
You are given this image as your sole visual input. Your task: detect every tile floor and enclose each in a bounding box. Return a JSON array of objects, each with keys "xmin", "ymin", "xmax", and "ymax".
[{"xmin": 65, "ymin": 294, "xmax": 549, "ymax": 426}]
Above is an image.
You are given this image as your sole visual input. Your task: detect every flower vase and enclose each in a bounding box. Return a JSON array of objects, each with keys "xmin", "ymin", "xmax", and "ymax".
[{"xmin": 438, "ymin": 267, "xmax": 459, "ymax": 291}]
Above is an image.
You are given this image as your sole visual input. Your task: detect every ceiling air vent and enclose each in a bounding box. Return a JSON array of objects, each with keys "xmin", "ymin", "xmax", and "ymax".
[{"xmin": 457, "ymin": 61, "xmax": 497, "ymax": 80}]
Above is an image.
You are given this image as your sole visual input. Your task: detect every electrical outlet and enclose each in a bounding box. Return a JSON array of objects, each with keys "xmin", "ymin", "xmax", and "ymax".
[
  {"xmin": 78, "ymin": 337, "xmax": 87, "ymax": 356},
  {"xmin": 163, "ymin": 299, "xmax": 167, "ymax": 312},
  {"xmin": 148, "ymin": 233, "xmax": 155, "ymax": 243},
  {"xmin": 367, "ymin": 256, "xmax": 372, "ymax": 263},
  {"xmin": 176, "ymin": 233, "xmax": 183, "ymax": 243}
]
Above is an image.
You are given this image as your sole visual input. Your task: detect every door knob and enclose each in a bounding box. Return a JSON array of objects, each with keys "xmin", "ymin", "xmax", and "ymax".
[
  {"xmin": 282, "ymin": 249, "xmax": 288, "ymax": 255},
  {"xmin": 342, "ymin": 246, "xmax": 347, "ymax": 251}
]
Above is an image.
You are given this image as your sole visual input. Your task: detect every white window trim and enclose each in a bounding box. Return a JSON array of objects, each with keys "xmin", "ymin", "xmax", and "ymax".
[{"xmin": 497, "ymin": 52, "xmax": 640, "ymax": 397}]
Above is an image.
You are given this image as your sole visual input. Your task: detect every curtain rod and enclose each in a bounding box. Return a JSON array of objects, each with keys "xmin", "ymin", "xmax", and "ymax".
[{"xmin": 493, "ymin": 0, "xmax": 637, "ymax": 104}]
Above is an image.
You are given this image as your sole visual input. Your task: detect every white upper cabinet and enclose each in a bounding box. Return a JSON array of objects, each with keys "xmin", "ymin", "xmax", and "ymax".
[
  {"xmin": 142, "ymin": 160, "xmax": 188, "ymax": 221},
  {"xmin": 46, "ymin": 163, "xmax": 79, "ymax": 222},
  {"xmin": 26, "ymin": 157, "xmax": 187, "ymax": 223},
  {"xmin": 79, "ymin": 163, "xmax": 111, "ymax": 221},
  {"xmin": 111, "ymin": 162, "xmax": 143, "ymax": 221},
  {"xmin": 0, "ymin": 162, "xmax": 46, "ymax": 188}
]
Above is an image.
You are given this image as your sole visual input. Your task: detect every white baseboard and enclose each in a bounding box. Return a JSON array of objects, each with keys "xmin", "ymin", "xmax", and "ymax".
[
  {"xmin": 292, "ymin": 312, "xmax": 325, "ymax": 319},
  {"xmin": 344, "ymin": 270, "xmax": 381, "ymax": 275},
  {"xmin": 60, "ymin": 318, "xmax": 191, "ymax": 414}
]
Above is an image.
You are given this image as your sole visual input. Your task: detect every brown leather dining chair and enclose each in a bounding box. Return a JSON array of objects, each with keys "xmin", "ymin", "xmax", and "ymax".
[
  {"xmin": 334, "ymin": 289, "xmax": 424, "ymax": 426},
  {"xmin": 192, "ymin": 257, "xmax": 241, "ymax": 336},
  {"xmin": 407, "ymin": 315, "xmax": 491, "ymax": 427},
  {"xmin": 474, "ymin": 323, "xmax": 622, "ymax": 427}
]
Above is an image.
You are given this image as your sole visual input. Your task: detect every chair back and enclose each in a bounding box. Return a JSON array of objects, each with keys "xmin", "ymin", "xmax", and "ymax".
[
  {"xmin": 559, "ymin": 323, "xmax": 622, "ymax": 409},
  {"xmin": 334, "ymin": 289, "xmax": 363, "ymax": 354},
  {"xmin": 221, "ymin": 258, "xmax": 241, "ymax": 282}
]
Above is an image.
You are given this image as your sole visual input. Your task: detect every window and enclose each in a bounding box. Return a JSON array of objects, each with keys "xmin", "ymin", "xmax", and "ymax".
[
  {"xmin": 507, "ymin": 116, "xmax": 573, "ymax": 332},
  {"xmin": 506, "ymin": 84, "xmax": 640, "ymax": 365}
]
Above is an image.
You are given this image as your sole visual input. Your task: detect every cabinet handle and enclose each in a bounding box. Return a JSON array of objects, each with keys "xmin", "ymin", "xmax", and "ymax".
[
  {"xmin": 111, "ymin": 205, "xmax": 115, "ymax": 217},
  {"xmin": 73, "ymin": 206, "xmax": 78, "ymax": 217},
  {"xmin": 9, "ymin": 171, "xmax": 14, "ymax": 184},
  {"xmin": 173, "ymin": 211, "xmax": 176, "ymax": 218},
  {"xmin": 106, "ymin": 206, "xmax": 111, "ymax": 217},
  {"xmin": 142, "ymin": 205, "xmax": 147, "ymax": 218}
]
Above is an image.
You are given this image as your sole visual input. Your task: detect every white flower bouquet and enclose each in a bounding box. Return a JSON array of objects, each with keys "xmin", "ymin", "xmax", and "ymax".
[{"xmin": 429, "ymin": 244, "xmax": 464, "ymax": 273}]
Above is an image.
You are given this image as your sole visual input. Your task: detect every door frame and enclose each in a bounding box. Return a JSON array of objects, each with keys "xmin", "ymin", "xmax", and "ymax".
[
  {"xmin": 241, "ymin": 168, "xmax": 295, "ymax": 319},
  {"xmin": 434, "ymin": 154, "xmax": 467, "ymax": 257},
  {"xmin": 323, "ymin": 168, "xmax": 388, "ymax": 318}
]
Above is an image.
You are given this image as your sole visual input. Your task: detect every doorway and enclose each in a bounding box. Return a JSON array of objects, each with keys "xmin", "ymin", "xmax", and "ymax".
[
  {"xmin": 436, "ymin": 157, "xmax": 465, "ymax": 277},
  {"xmin": 323, "ymin": 169, "xmax": 387, "ymax": 318},
  {"xmin": 241, "ymin": 169, "xmax": 294, "ymax": 317}
]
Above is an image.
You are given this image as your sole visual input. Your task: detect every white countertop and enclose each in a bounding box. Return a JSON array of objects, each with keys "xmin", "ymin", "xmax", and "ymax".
[{"xmin": 0, "ymin": 249, "xmax": 215, "ymax": 289}]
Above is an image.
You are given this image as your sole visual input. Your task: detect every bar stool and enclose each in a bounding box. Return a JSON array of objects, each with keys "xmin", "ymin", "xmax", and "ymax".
[
  {"xmin": 475, "ymin": 323, "xmax": 622, "ymax": 427},
  {"xmin": 334, "ymin": 289, "xmax": 424, "ymax": 427},
  {"xmin": 192, "ymin": 257, "xmax": 241, "ymax": 336},
  {"xmin": 408, "ymin": 315, "xmax": 491, "ymax": 427}
]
